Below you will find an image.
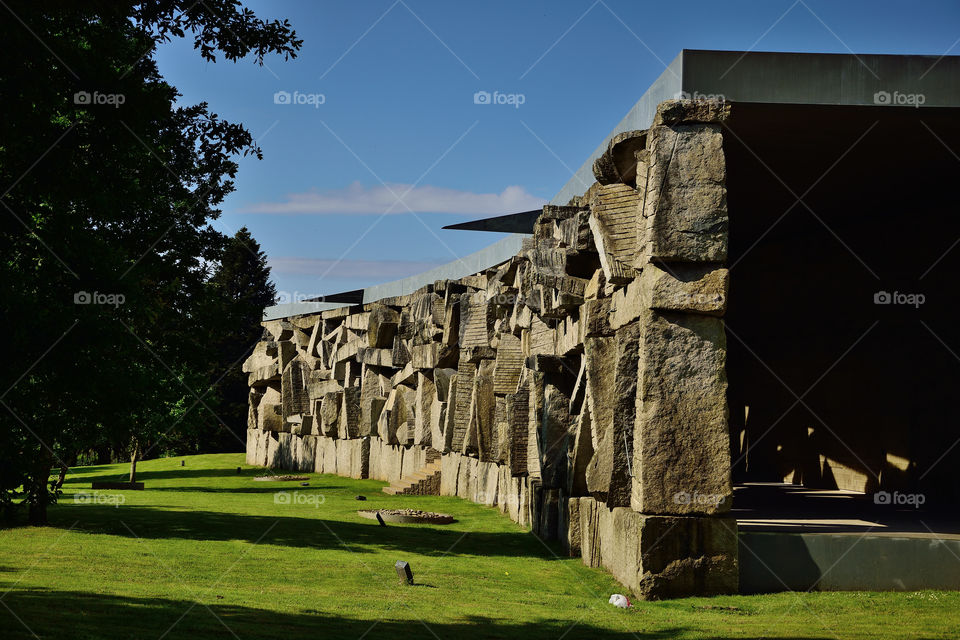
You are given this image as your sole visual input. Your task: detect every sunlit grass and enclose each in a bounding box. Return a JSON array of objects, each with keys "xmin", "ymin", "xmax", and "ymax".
[{"xmin": 0, "ymin": 453, "xmax": 956, "ymax": 639}]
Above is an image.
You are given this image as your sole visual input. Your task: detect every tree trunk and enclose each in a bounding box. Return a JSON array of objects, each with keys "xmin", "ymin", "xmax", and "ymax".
[
  {"xmin": 27, "ymin": 455, "xmax": 53, "ymax": 526},
  {"xmin": 54, "ymin": 465, "xmax": 69, "ymax": 490},
  {"xmin": 129, "ymin": 443, "xmax": 139, "ymax": 484}
]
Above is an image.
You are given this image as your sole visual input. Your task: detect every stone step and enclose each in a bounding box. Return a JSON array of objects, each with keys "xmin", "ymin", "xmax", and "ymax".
[
  {"xmin": 382, "ymin": 461, "xmax": 442, "ymax": 495},
  {"xmin": 381, "ymin": 486, "xmax": 408, "ymax": 495}
]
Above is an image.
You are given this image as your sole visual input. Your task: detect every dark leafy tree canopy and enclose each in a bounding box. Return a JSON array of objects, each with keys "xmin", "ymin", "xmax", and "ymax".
[{"xmin": 0, "ymin": 1, "xmax": 300, "ymax": 524}]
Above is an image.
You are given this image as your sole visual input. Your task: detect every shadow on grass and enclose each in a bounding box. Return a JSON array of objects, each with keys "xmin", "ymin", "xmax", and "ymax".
[
  {"xmin": 0, "ymin": 588, "xmax": 710, "ymax": 640},
  {"xmin": 48, "ymin": 502, "xmax": 555, "ymax": 558},
  {"xmin": 64, "ymin": 467, "xmax": 270, "ymax": 484},
  {"xmin": 60, "ymin": 463, "xmax": 117, "ymax": 474},
  {"xmin": 91, "ymin": 485, "xmax": 352, "ymax": 494},
  {"xmin": 63, "ymin": 466, "xmax": 357, "ymax": 493}
]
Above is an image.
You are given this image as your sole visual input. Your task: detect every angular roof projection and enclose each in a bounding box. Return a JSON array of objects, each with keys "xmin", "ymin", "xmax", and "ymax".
[
  {"xmin": 263, "ymin": 49, "xmax": 960, "ymax": 320},
  {"xmin": 441, "ymin": 209, "xmax": 543, "ymax": 234}
]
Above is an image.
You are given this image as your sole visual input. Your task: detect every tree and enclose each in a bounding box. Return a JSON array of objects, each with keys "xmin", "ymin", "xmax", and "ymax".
[
  {"xmin": 205, "ymin": 227, "xmax": 278, "ymax": 451},
  {"xmin": 0, "ymin": 2, "xmax": 300, "ymax": 524}
]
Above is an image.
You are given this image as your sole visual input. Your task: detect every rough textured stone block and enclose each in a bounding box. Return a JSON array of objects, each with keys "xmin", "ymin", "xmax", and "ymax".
[
  {"xmin": 569, "ymin": 404, "xmax": 593, "ymax": 497},
  {"xmin": 336, "ymin": 439, "xmax": 353, "ymax": 478},
  {"xmin": 321, "ymin": 437, "xmax": 337, "ymax": 475},
  {"xmin": 633, "ymin": 310, "xmax": 732, "ymax": 515},
  {"xmin": 440, "ymin": 452, "xmax": 460, "ymax": 496},
  {"xmin": 596, "ymin": 506, "xmax": 641, "ymax": 590},
  {"xmin": 281, "ymin": 360, "xmax": 310, "ymax": 421},
  {"xmin": 368, "ymin": 304, "xmax": 399, "ymax": 348},
  {"xmin": 459, "ymin": 293, "xmax": 493, "ymax": 348},
  {"xmin": 640, "ymin": 262, "xmax": 728, "ymax": 317},
  {"xmin": 441, "ymin": 375, "xmax": 458, "ymax": 453},
  {"xmin": 506, "ymin": 388, "xmax": 529, "ymax": 476},
  {"xmin": 609, "ymin": 278, "xmax": 645, "ymax": 330},
  {"xmin": 299, "ymin": 435, "xmax": 317, "ymax": 472},
  {"xmin": 377, "ymin": 441, "xmax": 403, "ymax": 484},
  {"xmin": 589, "ymin": 184, "xmax": 641, "ymax": 283},
  {"xmin": 640, "ymin": 122, "xmax": 727, "ymax": 263},
  {"xmin": 337, "ymin": 438, "xmax": 370, "ymax": 479},
  {"xmin": 456, "ymin": 455, "xmax": 475, "ymax": 501},
  {"xmin": 339, "ymin": 386, "xmax": 361, "ymax": 439},
  {"xmin": 313, "ymin": 434, "xmax": 326, "ymax": 473},
  {"xmin": 319, "ymin": 391, "xmax": 342, "ymax": 437},
  {"xmin": 245, "ymin": 428, "xmax": 259, "ymax": 465},
  {"xmin": 497, "ymin": 465, "xmax": 511, "ymax": 514},
  {"xmin": 506, "ymin": 474, "xmax": 521, "ymax": 523},
  {"xmin": 493, "ymin": 333, "xmax": 523, "ymax": 395},
  {"xmin": 517, "ymin": 477, "xmax": 530, "ymax": 528},
  {"xmin": 567, "ymin": 498, "xmax": 582, "ymax": 556},
  {"xmin": 360, "ymin": 396, "xmax": 385, "ymax": 437},
  {"xmin": 577, "ymin": 500, "xmax": 737, "ymax": 598},
  {"xmin": 414, "ymin": 373, "xmax": 436, "ymax": 447},
  {"xmin": 452, "ymin": 359, "xmax": 476, "ymax": 451},
  {"xmin": 430, "ymin": 399, "xmax": 446, "ymax": 453},
  {"xmin": 634, "ymin": 514, "xmax": 738, "ymax": 599},
  {"xmin": 539, "ymin": 488, "xmax": 560, "ymax": 540},
  {"xmin": 540, "ymin": 384, "xmax": 571, "ymax": 488},
  {"xmin": 524, "ymin": 369, "xmax": 544, "ymax": 480},
  {"xmin": 584, "ymin": 337, "xmax": 616, "ymax": 496},
  {"xmin": 401, "ymin": 445, "xmax": 425, "ymax": 480},
  {"xmin": 478, "ymin": 461, "xmax": 499, "ymax": 506},
  {"xmin": 652, "ymin": 99, "xmax": 731, "ymax": 127},
  {"xmin": 367, "ymin": 437, "xmax": 382, "ymax": 480},
  {"xmin": 411, "ymin": 343, "xmax": 439, "ymax": 369},
  {"xmin": 523, "ymin": 316, "xmax": 556, "ymax": 356},
  {"xmin": 248, "ymin": 362, "xmax": 280, "ymax": 387},
  {"xmin": 467, "ymin": 363, "xmax": 496, "ymax": 461},
  {"xmin": 581, "ymin": 298, "xmax": 613, "ymax": 337},
  {"xmin": 593, "ymin": 129, "xmax": 647, "ymax": 185}
]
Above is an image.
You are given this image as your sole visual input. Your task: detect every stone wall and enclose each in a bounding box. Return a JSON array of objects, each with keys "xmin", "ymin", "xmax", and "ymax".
[{"xmin": 245, "ymin": 100, "xmax": 738, "ymax": 599}]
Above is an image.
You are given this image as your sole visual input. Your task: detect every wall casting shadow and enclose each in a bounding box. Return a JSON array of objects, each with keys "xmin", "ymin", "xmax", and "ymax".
[
  {"xmin": 64, "ymin": 467, "xmax": 282, "ymax": 484},
  {"xmin": 49, "ymin": 502, "xmax": 557, "ymax": 558},
  {"xmin": 88, "ymin": 485, "xmax": 351, "ymax": 494}
]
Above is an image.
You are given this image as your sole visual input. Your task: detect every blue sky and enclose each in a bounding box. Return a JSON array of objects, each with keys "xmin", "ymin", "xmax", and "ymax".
[{"xmin": 155, "ymin": 0, "xmax": 960, "ymax": 301}]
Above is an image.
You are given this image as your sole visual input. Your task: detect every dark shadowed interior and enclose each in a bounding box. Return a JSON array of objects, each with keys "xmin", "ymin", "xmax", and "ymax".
[{"xmin": 723, "ymin": 103, "xmax": 960, "ymax": 508}]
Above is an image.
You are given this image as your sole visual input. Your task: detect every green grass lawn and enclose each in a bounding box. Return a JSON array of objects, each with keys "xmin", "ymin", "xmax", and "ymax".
[{"xmin": 0, "ymin": 454, "xmax": 957, "ymax": 639}]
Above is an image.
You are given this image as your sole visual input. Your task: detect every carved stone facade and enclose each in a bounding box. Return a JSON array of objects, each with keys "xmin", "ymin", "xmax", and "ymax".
[{"xmin": 245, "ymin": 100, "xmax": 738, "ymax": 599}]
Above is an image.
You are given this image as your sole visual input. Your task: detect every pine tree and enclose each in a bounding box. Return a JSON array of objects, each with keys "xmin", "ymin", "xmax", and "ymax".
[{"xmin": 207, "ymin": 227, "xmax": 277, "ymax": 450}]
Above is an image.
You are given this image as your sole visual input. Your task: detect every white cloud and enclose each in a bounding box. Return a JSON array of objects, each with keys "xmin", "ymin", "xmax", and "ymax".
[
  {"xmin": 268, "ymin": 257, "xmax": 445, "ymax": 279},
  {"xmin": 241, "ymin": 182, "xmax": 546, "ymax": 215}
]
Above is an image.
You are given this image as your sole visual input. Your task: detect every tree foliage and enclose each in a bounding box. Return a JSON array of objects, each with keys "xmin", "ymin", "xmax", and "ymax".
[{"xmin": 0, "ymin": 1, "xmax": 299, "ymax": 524}]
